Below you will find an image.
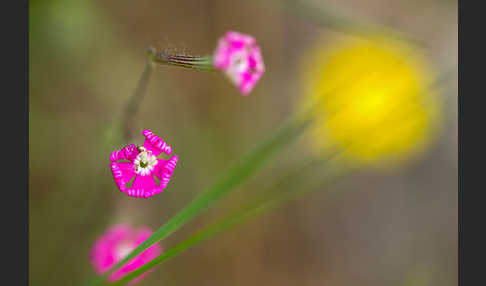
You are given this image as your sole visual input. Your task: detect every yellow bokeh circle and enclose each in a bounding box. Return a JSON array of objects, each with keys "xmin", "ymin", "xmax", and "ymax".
[{"xmin": 300, "ymin": 35, "xmax": 441, "ymax": 167}]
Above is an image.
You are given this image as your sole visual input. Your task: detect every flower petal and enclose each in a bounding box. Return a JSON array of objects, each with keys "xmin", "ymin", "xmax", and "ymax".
[
  {"xmin": 213, "ymin": 31, "xmax": 264, "ymax": 96},
  {"xmin": 110, "ymin": 144, "xmax": 139, "ymax": 162},
  {"xmin": 152, "ymin": 158, "xmax": 167, "ymax": 180},
  {"xmin": 156, "ymin": 155, "xmax": 178, "ymax": 189},
  {"xmin": 90, "ymin": 224, "xmax": 132, "ymax": 274},
  {"xmin": 111, "ymin": 162, "xmax": 136, "ymax": 192},
  {"xmin": 108, "ymin": 227, "xmax": 162, "ymax": 284},
  {"xmin": 142, "ymin": 129, "xmax": 172, "ymax": 156},
  {"xmin": 126, "ymin": 175, "xmax": 157, "ymax": 198}
]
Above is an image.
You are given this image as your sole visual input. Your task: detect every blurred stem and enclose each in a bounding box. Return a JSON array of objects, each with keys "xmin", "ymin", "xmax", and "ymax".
[
  {"xmin": 122, "ymin": 48, "xmax": 155, "ymax": 141},
  {"xmin": 121, "ymin": 47, "xmax": 215, "ymax": 141},
  {"xmin": 87, "ymin": 115, "xmax": 312, "ymax": 286},
  {"xmin": 276, "ymin": 0, "xmax": 426, "ymax": 47},
  {"xmin": 113, "ymin": 150, "xmax": 349, "ymax": 285}
]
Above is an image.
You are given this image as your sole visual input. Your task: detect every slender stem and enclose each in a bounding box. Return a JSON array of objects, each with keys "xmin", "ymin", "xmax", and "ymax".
[
  {"xmin": 120, "ymin": 46, "xmax": 216, "ymax": 141},
  {"xmin": 121, "ymin": 49, "xmax": 155, "ymax": 141}
]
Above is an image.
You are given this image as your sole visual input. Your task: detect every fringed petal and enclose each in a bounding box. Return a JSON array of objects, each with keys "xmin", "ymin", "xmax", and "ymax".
[
  {"xmin": 159, "ymin": 155, "xmax": 178, "ymax": 189},
  {"xmin": 110, "ymin": 144, "xmax": 139, "ymax": 162},
  {"xmin": 110, "ymin": 162, "xmax": 136, "ymax": 192},
  {"xmin": 126, "ymin": 174, "xmax": 157, "ymax": 198},
  {"xmin": 142, "ymin": 129, "xmax": 172, "ymax": 156}
]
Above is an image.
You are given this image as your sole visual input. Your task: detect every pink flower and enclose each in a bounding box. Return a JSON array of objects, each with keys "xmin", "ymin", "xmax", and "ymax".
[
  {"xmin": 110, "ymin": 129, "xmax": 178, "ymax": 198},
  {"xmin": 90, "ymin": 224, "xmax": 162, "ymax": 284},
  {"xmin": 213, "ymin": 30, "xmax": 265, "ymax": 95}
]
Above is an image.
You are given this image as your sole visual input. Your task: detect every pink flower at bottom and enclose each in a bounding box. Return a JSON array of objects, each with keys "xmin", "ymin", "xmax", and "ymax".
[
  {"xmin": 213, "ymin": 30, "xmax": 265, "ymax": 95},
  {"xmin": 110, "ymin": 129, "xmax": 179, "ymax": 198},
  {"xmin": 90, "ymin": 224, "xmax": 162, "ymax": 285}
]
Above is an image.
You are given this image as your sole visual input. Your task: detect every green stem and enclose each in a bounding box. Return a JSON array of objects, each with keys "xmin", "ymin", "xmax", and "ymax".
[{"xmin": 122, "ymin": 49, "xmax": 155, "ymax": 141}]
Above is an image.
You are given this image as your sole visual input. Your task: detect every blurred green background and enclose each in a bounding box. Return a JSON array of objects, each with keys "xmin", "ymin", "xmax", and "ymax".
[{"xmin": 29, "ymin": 0, "xmax": 457, "ymax": 285}]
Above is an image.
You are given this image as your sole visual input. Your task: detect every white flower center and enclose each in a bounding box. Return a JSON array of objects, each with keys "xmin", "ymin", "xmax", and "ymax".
[
  {"xmin": 227, "ymin": 50, "xmax": 249, "ymax": 84},
  {"xmin": 232, "ymin": 54, "xmax": 248, "ymax": 72},
  {"xmin": 134, "ymin": 148, "xmax": 158, "ymax": 176},
  {"xmin": 115, "ymin": 241, "xmax": 135, "ymax": 261}
]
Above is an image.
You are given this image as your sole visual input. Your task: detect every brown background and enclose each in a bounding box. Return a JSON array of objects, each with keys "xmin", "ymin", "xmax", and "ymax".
[{"xmin": 30, "ymin": 0, "xmax": 457, "ymax": 285}]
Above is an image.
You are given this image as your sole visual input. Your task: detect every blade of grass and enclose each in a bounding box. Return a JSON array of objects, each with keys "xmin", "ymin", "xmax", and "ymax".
[
  {"xmin": 87, "ymin": 115, "xmax": 311, "ymax": 286},
  {"xmin": 113, "ymin": 151, "xmax": 348, "ymax": 285}
]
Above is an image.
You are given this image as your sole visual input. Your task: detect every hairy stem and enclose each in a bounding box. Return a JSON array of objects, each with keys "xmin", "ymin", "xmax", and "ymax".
[
  {"xmin": 122, "ymin": 49, "xmax": 155, "ymax": 141},
  {"xmin": 152, "ymin": 48, "xmax": 215, "ymax": 71}
]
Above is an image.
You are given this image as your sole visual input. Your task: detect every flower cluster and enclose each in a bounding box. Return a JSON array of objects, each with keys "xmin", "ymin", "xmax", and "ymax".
[
  {"xmin": 90, "ymin": 224, "xmax": 162, "ymax": 284},
  {"xmin": 110, "ymin": 129, "xmax": 178, "ymax": 198}
]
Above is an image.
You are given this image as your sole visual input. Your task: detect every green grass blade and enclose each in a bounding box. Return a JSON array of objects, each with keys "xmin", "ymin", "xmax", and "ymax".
[{"xmin": 113, "ymin": 153, "xmax": 347, "ymax": 285}]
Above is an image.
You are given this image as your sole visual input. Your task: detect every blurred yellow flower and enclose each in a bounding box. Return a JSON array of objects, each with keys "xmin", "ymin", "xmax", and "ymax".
[{"xmin": 300, "ymin": 35, "xmax": 441, "ymax": 167}]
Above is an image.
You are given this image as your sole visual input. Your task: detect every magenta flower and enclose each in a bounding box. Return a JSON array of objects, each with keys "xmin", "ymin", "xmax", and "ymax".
[
  {"xmin": 110, "ymin": 129, "xmax": 178, "ymax": 198},
  {"xmin": 213, "ymin": 30, "xmax": 265, "ymax": 95},
  {"xmin": 90, "ymin": 224, "xmax": 162, "ymax": 284}
]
